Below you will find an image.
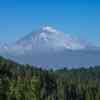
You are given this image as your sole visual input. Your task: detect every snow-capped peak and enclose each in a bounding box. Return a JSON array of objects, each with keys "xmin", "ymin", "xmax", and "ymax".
[
  {"xmin": 12, "ymin": 26, "xmax": 95, "ymax": 51},
  {"xmin": 0, "ymin": 25, "xmax": 97, "ymax": 55},
  {"xmin": 42, "ymin": 26, "xmax": 59, "ymax": 33},
  {"xmin": 0, "ymin": 26, "xmax": 100, "ymax": 68}
]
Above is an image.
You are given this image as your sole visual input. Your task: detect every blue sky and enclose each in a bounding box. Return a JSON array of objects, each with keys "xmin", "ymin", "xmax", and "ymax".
[{"xmin": 0, "ymin": 0, "xmax": 100, "ymax": 46}]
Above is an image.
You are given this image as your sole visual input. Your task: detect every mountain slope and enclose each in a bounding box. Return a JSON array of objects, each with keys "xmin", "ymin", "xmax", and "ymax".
[
  {"xmin": 14, "ymin": 26, "xmax": 93, "ymax": 51},
  {"xmin": 0, "ymin": 26, "xmax": 100, "ymax": 68}
]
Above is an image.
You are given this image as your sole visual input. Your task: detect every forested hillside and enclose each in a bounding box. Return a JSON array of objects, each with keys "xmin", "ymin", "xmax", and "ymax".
[{"xmin": 0, "ymin": 56, "xmax": 100, "ymax": 100}]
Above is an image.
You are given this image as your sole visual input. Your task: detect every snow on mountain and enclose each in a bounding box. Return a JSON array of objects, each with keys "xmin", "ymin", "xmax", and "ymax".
[
  {"xmin": 0, "ymin": 26, "xmax": 100, "ymax": 68},
  {"xmin": 0, "ymin": 42, "xmax": 9, "ymax": 51},
  {"xmin": 8, "ymin": 26, "xmax": 94, "ymax": 54},
  {"xmin": 0, "ymin": 26, "xmax": 98, "ymax": 54}
]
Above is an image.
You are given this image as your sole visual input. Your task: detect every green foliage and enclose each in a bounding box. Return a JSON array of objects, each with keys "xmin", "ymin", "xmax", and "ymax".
[{"xmin": 0, "ymin": 56, "xmax": 100, "ymax": 100}]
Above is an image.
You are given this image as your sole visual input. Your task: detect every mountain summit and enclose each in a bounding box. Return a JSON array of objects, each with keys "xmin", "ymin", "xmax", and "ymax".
[
  {"xmin": 9, "ymin": 26, "xmax": 95, "ymax": 53},
  {"xmin": 0, "ymin": 26, "xmax": 100, "ymax": 68}
]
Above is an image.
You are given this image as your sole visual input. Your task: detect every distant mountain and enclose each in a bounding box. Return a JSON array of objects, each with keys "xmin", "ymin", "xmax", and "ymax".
[
  {"xmin": 10, "ymin": 26, "xmax": 96, "ymax": 51},
  {"xmin": 0, "ymin": 26, "xmax": 100, "ymax": 68}
]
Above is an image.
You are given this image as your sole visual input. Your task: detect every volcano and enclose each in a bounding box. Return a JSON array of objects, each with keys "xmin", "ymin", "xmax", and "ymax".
[{"xmin": 0, "ymin": 26, "xmax": 100, "ymax": 68}]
